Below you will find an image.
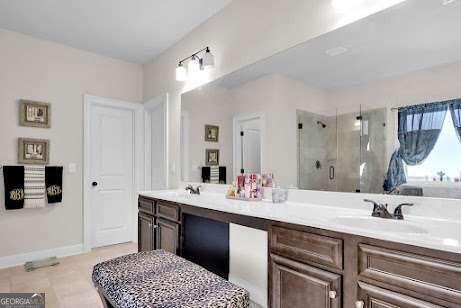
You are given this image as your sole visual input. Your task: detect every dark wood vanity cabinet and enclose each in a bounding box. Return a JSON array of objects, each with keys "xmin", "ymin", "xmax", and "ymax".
[
  {"xmin": 138, "ymin": 212, "xmax": 155, "ymax": 251},
  {"xmin": 269, "ymin": 226, "xmax": 342, "ymax": 308},
  {"xmin": 138, "ymin": 196, "xmax": 461, "ymax": 308},
  {"xmin": 269, "ymin": 224, "xmax": 461, "ymax": 308},
  {"xmin": 270, "ymin": 254, "xmax": 341, "ymax": 308},
  {"xmin": 138, "ymin": 198, "xmax": 180, "ymax": 254},
  {"xmin": 156, "ymin": 218, "xmax": 180, "ymax": 254},
  {"xmin": 358, "ymin": 282, "xmax": 444, "ymax": 308}
]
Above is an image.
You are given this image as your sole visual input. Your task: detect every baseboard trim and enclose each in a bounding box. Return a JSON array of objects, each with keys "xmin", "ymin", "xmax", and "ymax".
[{"xmin": 0, "ymin": 243, "xmax": 84, "ymax": 269}]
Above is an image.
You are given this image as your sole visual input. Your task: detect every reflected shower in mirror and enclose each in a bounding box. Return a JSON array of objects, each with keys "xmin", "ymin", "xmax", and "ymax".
[{"xmin": 181, "ymin": 0, "xmax": 461, "ymax": 199}]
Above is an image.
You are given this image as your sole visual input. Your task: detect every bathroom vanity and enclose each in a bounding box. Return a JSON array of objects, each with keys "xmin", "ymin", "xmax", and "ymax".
[{"xmin": 138, "ymin": 191, "xmax": 461, "ymax": 308}]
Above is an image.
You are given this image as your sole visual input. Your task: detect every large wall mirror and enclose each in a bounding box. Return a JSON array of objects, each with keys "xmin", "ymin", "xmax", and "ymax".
[{"xmin": 181, "ymin": 0, "xmax": 461, "ymax": 199}]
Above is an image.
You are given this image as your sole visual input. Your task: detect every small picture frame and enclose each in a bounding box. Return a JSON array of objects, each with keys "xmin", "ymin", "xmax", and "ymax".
[
  {"xmin": 19, "ymin": 100, "xmax": 51, "ymax": 128},
  {"xmin": 205, "ymin": 125, "xmax": 219, "ymax": 142},
  {"xmin": 205, "ymin": 149, "xmax": 219, "ymax": 166},
  {"xmin": 18, "ymin": 138, "xmax": 49, "ymax": 165}
]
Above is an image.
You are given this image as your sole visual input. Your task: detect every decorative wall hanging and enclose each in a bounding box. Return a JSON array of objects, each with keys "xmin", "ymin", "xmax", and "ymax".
[
  {"xmin": 18, "ymin": 138, "xmax": 50, "ymax": 165},
  {"xmin": 19, "ymin": 100, "xmax": 51, "ymax": 128},
  {"xmin": 205, "ymin": 125, "xmax": 219, "ymax": 142},
  {"xmin": 206, "ymin": 149, "xmax": 219, "ymax": 166}
]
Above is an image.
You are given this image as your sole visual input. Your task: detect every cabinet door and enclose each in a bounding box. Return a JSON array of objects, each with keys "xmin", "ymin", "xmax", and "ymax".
[
  {"xmin": 357, "ymin": 282, "xmax": 443, "ymax": 308},
  {"xmin": 270, "ymin": 254, "xmax": 341, "ymax": 308},
  {"xmin": 155, "ymin": 218, "xmax": 179, "ymax": 254},
  {"xmin": 138, "ymin": 213, "xmax": 155, "ymax": 252}
]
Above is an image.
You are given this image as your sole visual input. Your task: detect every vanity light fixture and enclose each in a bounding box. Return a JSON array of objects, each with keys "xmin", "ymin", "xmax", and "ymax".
[{"xmin": 175, "ymin": 47, "xmax": 215, "ymax": 81}]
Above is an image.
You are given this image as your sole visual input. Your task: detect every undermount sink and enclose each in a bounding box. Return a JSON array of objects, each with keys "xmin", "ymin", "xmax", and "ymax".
[
  {"xmin": 331, "ymin": 216, "xmax": 428, "ymax": 234},
  {"xmin": 155, "ymin": 190, "xmax": 195, "ymax": 199}
]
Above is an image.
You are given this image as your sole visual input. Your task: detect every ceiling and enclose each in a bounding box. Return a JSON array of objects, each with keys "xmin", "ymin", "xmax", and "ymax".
[
  {"xmin": 0, "ymin": 0, "xmax": 232, "ymax": 63},
  {"xmin": 217, "ymin": 0, "xmax": 461, "ymax": 89}
]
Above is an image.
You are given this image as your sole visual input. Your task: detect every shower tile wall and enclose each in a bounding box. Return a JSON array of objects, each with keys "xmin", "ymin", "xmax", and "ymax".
[{"xmin": 297, "ymin": 110, "xmax": 337, "ymax": 191}]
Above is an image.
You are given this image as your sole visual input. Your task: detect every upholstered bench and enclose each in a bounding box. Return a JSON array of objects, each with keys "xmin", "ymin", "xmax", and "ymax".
[{"xmin": 92, "ymin": 250, "xmax": 250, "ymax": 308}]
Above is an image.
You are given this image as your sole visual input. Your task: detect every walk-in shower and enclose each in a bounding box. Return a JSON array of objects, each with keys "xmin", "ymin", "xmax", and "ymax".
[{"xmin": 297, "ymin": 108, "xmax": 386, "ymax": 193}]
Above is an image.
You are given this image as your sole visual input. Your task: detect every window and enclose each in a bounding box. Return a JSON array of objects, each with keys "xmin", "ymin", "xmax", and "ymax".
[{"xmin": 406, "ymin": 112, "xmax": 461, "ymax": 183}]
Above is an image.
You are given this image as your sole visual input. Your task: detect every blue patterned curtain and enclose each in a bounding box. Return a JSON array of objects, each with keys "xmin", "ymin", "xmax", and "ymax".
[
  {"xmin": 398, "ymin": 102, "xmax": 448, "ymax": 165},
  {"xmin": 384, "ymin": 102, "xmax": 448, "ymax": 192},
  {"xmin": 449, "ymin": 99, "xmax": 461, "ymax": 143}
]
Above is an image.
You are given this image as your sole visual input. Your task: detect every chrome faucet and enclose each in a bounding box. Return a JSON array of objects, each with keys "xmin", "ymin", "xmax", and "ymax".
[
  {"xmin": 185, "ymin": 185, "xmax": 201, "ymax": 195},
  {"xmin": 363, "ymin": 199, "xmax": 413, "ymax": 220}
]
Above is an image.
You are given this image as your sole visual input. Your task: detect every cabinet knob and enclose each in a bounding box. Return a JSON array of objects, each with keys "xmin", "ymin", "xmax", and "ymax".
[
  {"xmin": 355, "ymin": 300, "xmax": 365, "ymax": 308},
  {"xmin": 328, "ymin": 291, "xmax": 337, "ymax": 299}
]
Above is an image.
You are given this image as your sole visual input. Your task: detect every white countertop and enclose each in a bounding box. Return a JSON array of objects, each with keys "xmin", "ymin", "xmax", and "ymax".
[{"xmin": 139, "ymin": 189, "xmax": 461, "ymax": 255}]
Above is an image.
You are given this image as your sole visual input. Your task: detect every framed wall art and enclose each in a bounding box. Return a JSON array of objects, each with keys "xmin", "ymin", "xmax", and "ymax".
[
  {"xmin": 205, "ymin": 124, "xmax": 219, "ymax": 142},
  {"xmin": 205, "ymin": 149, "xmax": 219, "ymax": 166},
  {"xmin": 19, "ymin": 100, "xmax": 51, "ymax": 128},
  {"xmin": 18, "ymin": 138, "xmax": 50, "ymax": 165}
]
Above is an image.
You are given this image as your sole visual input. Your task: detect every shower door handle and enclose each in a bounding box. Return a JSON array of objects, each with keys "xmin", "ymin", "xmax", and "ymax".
[{"xmin": 329, "ymin": 166, "xmax": 335, "ymax": 180}]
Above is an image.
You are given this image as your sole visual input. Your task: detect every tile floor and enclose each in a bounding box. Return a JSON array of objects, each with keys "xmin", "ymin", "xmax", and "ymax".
[
  {"xmin": 0, "ymin": 242, "xmax": 262, "ymax": 308},
  {"xmin": 0, "ymin": 243, "xmax": 137, "ymax": 308}
]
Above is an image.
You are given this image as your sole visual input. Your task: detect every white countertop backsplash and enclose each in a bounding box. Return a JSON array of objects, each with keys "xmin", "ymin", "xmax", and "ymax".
[{"xmin": 139, "ymin": 182, "xmax": 461, "ymax": 254}]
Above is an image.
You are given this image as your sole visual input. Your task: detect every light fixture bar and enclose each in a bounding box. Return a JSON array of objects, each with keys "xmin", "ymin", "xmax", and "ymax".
[{"xmin": 178, "ymin": 47, "xmax": 210, "ymax": 64}]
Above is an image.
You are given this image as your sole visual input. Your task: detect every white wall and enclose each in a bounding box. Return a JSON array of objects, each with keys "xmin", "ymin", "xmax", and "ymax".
[
  {"xmin": 181, "ymin": 85, "xmax": 233, "ymax": 184},
  {"xmin": 327, "ymin": 60, "xmax": 461, "ymax": 113},
  {"xmin": 0, "ymin": 29, "xmax": 143, "ymax": 258}
]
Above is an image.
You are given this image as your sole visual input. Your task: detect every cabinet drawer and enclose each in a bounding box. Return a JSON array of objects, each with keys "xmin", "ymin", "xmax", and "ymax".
[
  {"xmin": 270, "ymin": 226, "xmax": 343, "ymax": 270},
  {"xmin": 156, "ymin": 201, "xmax": 180, "ymax": 222},
  {"xmin": 358, "ymin": 244, "xmax": 461, "ymax": 305},
  {"xmin": 139, "ymin": 198, "xmax": 154, "ymax": 214},
  {"xmin": 358, "ymin": 282, "xmax": 443, "ymax": 308}
]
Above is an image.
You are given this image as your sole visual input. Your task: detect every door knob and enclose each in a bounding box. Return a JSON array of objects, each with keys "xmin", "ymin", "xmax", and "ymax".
[
  {"xmin": 92, "ymin": 181, "xmax": 98, "ymax": 187},
  {"xmin": 329, "ymin": 290, "xmax": 337, "ymax": 299},
  {"xmin": 355, "ymin": 300, "xmax": 365, "ymax": 308}
]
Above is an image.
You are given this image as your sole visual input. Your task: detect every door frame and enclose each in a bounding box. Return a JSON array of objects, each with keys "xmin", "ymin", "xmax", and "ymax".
[
  {"xmin": 232, "ymin": 113, "xmax": 265, "ymax": 178},
  {"xmin": 83, "ymin": 95, "xmax": 144, "ymax": 252},
  {"xmin": 143, "ymin": 93, "xmax": 169, "ymax": 190}
]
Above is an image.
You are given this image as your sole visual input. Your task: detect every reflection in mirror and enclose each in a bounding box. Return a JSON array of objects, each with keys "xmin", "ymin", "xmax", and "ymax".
[{"xmin": 181, "ymin": 0, "xmax": 461, "ymax": 199}]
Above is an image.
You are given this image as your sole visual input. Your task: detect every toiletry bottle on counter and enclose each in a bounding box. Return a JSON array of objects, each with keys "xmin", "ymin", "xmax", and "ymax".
[{"xmin": 244, "ymin": 176, "xmax": 251, "ymax": 198}]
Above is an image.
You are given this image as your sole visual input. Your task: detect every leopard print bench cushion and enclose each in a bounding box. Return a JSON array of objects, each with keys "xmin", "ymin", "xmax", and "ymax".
[{"xmin": 92, "ymin": 250, "xmax": 249, "ymax": 308}]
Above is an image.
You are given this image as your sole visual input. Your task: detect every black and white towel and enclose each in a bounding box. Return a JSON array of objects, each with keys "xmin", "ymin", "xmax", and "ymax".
[
  {"xmin": 210, "ymin": 165, "xmax": 220, "ymax": 184},
  {"xmin": 24, "ymin": 165, "xmax": 46, "ymax": 209}
]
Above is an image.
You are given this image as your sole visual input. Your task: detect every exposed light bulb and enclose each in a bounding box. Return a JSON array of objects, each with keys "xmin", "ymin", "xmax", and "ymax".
[
  {"xmin": 175, "ymin": 62, "xmax": 187, "ymax": 81},
  {"xmin": 201, "ymin": 47, "xmax": 215, "ymax": 71},
  {"xmin": 188, "ymin": 56, "xmax": 200, "ymax": 76}
]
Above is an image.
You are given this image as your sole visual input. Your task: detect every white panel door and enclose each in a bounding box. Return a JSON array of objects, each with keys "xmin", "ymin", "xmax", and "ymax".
[
  {"xmin": 242, "ymin": 129, "xmax": 261, "ymax": 174},
  {"xmin": 90, "ymin": 104, "xmax": 134, "ymax": 248}
]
